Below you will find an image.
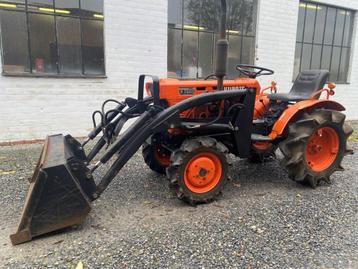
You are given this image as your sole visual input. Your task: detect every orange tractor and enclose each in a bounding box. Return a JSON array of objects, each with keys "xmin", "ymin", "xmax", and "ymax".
[{"xmin": 11, "ymin": 0, "xmax": 353, "ymax": 245}]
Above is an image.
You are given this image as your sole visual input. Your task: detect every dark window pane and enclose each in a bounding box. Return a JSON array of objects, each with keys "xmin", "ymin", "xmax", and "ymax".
[
  {"xmin": 323, "ymin": 7, "xmax": 336, "ymax": 45},
  {"xmin": 80, "ymin": 0, "xmax": 103, "ymax": 18},
  {"xmin": 167, "ymin": 0, "xmax": 256, "ymax": 79},
  {"xmin": 293, "ymin": 43, "xmax": 302, "ymax": 79},
  {"xmin": 168, "ymin": 28, "xmax": 182, "ymax": 77},
  {"xmin": 82, "ymin": 19, "xmax": 105, "ymax": 75},
  {"xmin": 28, "ymin": 0, "xmax": 53, "ymax": 7},
  {"xmin": 182, "ymin": 30, "xmax": 198, "ymax": 78},
  {"xmin": 168, "ymin": 0, "xmax": 182, "ymax": 28},
  {"xmin": 227, "ymin": 0, "xmax": 245, "ymax": 32},
  {"xmin": 184, "ymin": 0, "xmax": 200, "ymax": 27},
  {"xmin": 227, "ymin": 35, "xmax": 241, "ymax": 78},
  {"xmin": 303, "ymin": 4, "xmax": 316, "ymax": 43},
  {"xmin": 0, "ymin": 0, "xmax": 26, "ymax": 9},
  {"xmin": 28, "ymin": 13, "xmax": 57, "ymax": 74},
  {"xmin": 301, "ymin": 43, "xmax": 312, "ymax": 71},
  {"xmin": 57, "ymin": 17, "xmax": 82, "ymax": 75},
  {"xmin": 200, "ymin": 0, "xmax": 219, "ymax": 32},
  {"xmin": 0, "ymin": 0, "xmax": 25, "ymax": 3},
  {"xmin": 55, "ymin": 0, "xmax": 79, "ymax": 9},
  {"xmin": 226, "ymin": 0, "xmax": 257, "ymax": 34},
  {"xmin": 311, "ymin": 45, "xmax": 322, "ymax": 70},
  {"xmin": 296, "ymin": 4, "xmax": 305, "ymax": 42},
  {"xmin": 343, "ymin": 11, "xmax": 353, "ymax": 47},
  {"xmin": 241, "ymin": 36, "xmax": 254, "ymax": 65},
  {"xmin": 338, "ymin": 48, "xmax": 350, "ymax": 82},
  {"xmin": 321, "ymin": 45, "xmax": 332, "ymax": 70},
  {"xmin": 330, "ymin": 47, "xmax": 340, "ymax": 81},
  {"xmin": 295, "ymin": 2, "xmax": 353, "ymax": 83},
  {"xmin": 333, "ymin": 10, "xmax": 346, "ymax": 46},
  {"xmin": 198, "ymin": 32, "xmax": 214, "ymax": 78},
  {"xmin": 314, "ymin": 5, "xmax": 327, "ymax": 43},
  {"xmin": 0, "ymin": 10, "xmax": 30, "ymax": 73},
  {"xmin": 242, "ymin": 0, "xmax": 257, "ymax": 36}
]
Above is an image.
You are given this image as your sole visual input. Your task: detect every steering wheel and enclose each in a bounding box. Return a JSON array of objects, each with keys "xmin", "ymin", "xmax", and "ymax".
[{"xmin": 236, "ymin": 64, "xmax": 274, "ymax": 78}]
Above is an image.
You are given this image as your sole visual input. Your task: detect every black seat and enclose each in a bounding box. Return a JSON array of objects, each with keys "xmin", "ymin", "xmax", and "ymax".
[{"xmin": 268, "ymin": 70, "xmax": 330, "ymax": 102}]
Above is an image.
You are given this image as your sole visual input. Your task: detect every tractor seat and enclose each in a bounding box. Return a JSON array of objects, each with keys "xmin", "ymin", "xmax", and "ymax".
[{"xmin": 268, "ymin": 70, "xmax": 330, "ymax": 102}]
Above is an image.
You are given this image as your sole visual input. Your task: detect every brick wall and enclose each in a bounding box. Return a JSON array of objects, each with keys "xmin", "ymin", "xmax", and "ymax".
[{"xmin": 0, "ymin": 0, "xmax": 168, "ymax": 142}]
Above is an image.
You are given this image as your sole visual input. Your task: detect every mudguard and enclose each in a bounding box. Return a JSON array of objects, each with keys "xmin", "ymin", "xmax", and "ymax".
[{"xmin": 269, "ymin": 100, "xmax": 346, "ymax": 139}]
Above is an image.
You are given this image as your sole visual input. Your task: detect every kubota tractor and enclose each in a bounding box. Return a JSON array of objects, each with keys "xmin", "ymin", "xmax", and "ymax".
[{"xmin": 10, "ymin": 0, "xmax": 353, "ymax": 245}]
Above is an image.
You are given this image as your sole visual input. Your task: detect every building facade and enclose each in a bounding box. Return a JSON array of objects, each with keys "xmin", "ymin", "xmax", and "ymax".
[{"xmin": 0, "ymin": 0, "xmax": 357, "ymax": 142}]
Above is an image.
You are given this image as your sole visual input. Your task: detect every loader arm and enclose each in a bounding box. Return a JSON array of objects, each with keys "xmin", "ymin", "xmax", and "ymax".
[
  {"xmin": 93, "ymin": 88, "xmax": 256, "ymax": 197},
  {"xmin": 11, "ymin": 0, "xmax": 233, "ymax": 245}
]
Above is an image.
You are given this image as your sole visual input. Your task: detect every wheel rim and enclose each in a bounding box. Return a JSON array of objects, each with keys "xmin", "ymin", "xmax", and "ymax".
[
  {"xmin": 184, "ymin": 152, "xmax": 222, "ymax": 194},
  {"xmin": 154, "ymin": 146, "xmax": 171, "ymax": 166},
  {"xmin": 305, "ymin": 127, "xmax": 339, "ymax": 172}
]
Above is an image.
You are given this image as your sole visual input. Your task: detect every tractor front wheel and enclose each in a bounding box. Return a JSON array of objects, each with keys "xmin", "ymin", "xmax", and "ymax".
[
  {"xmin": 166, "ymin": 137, "xmax": 229, "ymax": 204},
  {"xmin": 142, "ymin": 141, "xmax": 171, "ymax": 174},
  {"xmin": 279, "ymin": 109, "xmax": 353, "ymax": 187}
]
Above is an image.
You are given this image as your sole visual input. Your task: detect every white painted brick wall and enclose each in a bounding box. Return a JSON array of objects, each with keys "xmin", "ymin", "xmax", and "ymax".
[
  {"xmin": 255, "ymin": 0, "xmax": 300, "ymax": 91},
  {"xmin": 256, "ymin": 0, "xmax": 358, "ymax": 119},
  {"xmin": 0, "ymin": 0, "xmax": 168, "ymax": 142},
  {"xmin": 1, "ymin": 0, "xmax": 358, "ymax": 142}
]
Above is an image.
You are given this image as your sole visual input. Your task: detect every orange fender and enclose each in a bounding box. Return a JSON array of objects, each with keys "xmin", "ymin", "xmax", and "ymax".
[{"xmin": 269, "ymin": 100, "xmax": 345, "ymax": 139}]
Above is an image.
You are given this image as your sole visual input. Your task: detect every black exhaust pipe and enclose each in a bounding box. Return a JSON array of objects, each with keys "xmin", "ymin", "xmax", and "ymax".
[{"xmin": 215, "ymin": 0, "xmax": 228, "ymax": 91}]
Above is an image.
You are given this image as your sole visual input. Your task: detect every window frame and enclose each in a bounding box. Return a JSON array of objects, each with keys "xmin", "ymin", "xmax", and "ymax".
[
  {"xmin": 168, "ymin": 0, "xmax": 258, "ymax": 79},
  {"xmin": 0, "ymin": 0, "xmax": 106, "ymax": 78},
  {"xmin": 294, "ymin": 1, "xmax": 355, "ymax": 84}
]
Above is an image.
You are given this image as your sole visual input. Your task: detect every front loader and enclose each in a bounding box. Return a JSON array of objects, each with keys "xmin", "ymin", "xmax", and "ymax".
[{"xmin": 11, "ymin": 0, "xmax": 353, "ymax": 245}]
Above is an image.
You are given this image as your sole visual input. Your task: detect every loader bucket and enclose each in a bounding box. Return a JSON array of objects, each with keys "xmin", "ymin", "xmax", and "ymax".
[{"xmin": 10, "ymin": 134, "xmax": 96, "ymax": 245}]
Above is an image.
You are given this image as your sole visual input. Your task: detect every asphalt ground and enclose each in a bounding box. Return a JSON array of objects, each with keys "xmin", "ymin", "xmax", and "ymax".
[{"xmin": 0, "ymin": 134, "xmax": 357, "ymax": 268}]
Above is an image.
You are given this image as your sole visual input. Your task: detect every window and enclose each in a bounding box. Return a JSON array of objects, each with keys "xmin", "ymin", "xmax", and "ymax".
[
  {"xmin": 294, "ymin": 2, "xmax": 354, "ymax": 83},
  {"xmin": 0, "ymin": 0, "xmax": 105, "ymax": 77},
  {"xmin": 168, "ymin": 0, "xmax": 257, "ymax": 79}
]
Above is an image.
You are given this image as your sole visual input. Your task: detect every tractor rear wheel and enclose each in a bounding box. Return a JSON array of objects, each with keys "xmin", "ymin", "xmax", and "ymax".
[
  {"xmin": 142, "ymin": 141, "xmax": 171, "ymax": 174},
  {"xmin": 279, "ymin": 109, "xmax": 353, "ymax": 187},
  {"xmin": 166, "ymin": 137, "xmax": 229, "ymax": 205}
]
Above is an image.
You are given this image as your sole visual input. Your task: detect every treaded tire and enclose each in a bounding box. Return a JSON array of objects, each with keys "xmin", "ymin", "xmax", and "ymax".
[
  {"xmin": 166, "ymin": 137, "xmax": 230, "ymax": 205},
  {"xmin": 142, "ymin": 142, "xmax": 170, "ymax": 174},
  {"xmin": 279, "ymin": 109, "xmax": 353, "ymax": 187}
]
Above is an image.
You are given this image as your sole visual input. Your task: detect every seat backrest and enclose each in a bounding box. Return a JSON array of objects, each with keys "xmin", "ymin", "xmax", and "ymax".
[{"xmin": 290, "ymin": 70, "xmax": 330, "ymax": 98}]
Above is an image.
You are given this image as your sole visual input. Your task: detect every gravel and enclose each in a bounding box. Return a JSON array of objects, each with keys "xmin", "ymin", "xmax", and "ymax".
[{"xmin": 0, "ymin": 139, "xmax": 357, "ymax": 269}]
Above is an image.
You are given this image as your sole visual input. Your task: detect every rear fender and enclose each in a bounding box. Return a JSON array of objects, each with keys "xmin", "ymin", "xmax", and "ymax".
[{"xmin": 269, "ymin": 100, "xmax": 345, "ymax": 139}]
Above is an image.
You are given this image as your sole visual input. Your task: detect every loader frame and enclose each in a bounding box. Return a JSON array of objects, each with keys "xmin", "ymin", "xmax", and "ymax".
[{"xmin": 89, "ymin": 76, "xmax": 257, "ymax": 197}]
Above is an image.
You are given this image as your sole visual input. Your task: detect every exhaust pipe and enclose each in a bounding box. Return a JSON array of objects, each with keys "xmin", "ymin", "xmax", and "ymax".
[{"xmin": 215, "ymin": 0, "xmax": 228, "ymax": 91}]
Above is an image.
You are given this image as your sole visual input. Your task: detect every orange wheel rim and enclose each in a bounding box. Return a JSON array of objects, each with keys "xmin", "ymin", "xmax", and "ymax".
[
  {"xmin": 184, "ymin": 152, "xmax": 222, "ymax": 194},
  {"xmin": 154, "ymin": 147, "xmax": 171, "ymax": 166},
  {"xmin": 305, "ymin": 127, "xmax": 339, "ymax": 172}
]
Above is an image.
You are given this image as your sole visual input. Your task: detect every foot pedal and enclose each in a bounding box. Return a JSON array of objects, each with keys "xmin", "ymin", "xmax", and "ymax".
[{"xmin": 251, "ymin": 134, "xmax": 272, "ymax": 142}]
